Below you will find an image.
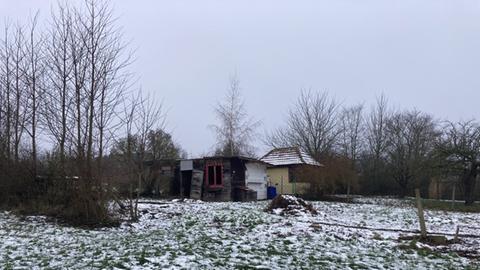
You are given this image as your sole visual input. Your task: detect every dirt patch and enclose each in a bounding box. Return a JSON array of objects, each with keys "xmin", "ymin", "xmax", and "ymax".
[
  {"xmin": 265, "ymin": 195, "xmax": 317, "ymax": 216},
  {"xmin": 397, "ymin": 234, "xmax": 480, "ymax": 260},
  {"xmin": 398, "ymin": 235, "xmax": 453, "ymax": 246}
]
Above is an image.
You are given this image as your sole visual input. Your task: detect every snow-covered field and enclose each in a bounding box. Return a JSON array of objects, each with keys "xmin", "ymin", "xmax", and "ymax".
[{"xmin": 1, "ymin": 198, "xmax": 479, "ymax": 269}]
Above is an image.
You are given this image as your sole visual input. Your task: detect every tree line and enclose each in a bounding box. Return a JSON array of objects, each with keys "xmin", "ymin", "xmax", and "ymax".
[
  {"xmin": 209, "ymin": 78, "xmax": 479, "ymax": 205},
  {"xmin": 264, "ymin": 91, "xmax": 479, "ymax": 205},
  {"xmin": 0, "ymin": 1, "xmax": 181, "ymax": 225}
]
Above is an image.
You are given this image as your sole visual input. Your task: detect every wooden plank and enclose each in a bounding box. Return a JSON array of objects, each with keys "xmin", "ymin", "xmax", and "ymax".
[{"xmin": 190, "ymin": 170, "xmax": 203, "ymax": 200}]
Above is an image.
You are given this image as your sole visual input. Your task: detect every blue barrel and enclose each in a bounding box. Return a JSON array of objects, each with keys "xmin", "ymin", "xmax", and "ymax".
[{"xmin": 267, "ymin": 186, "xmax": 277, "ymax": 199}]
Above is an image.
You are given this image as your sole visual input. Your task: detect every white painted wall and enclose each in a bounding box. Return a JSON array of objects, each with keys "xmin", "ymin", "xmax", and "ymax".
[{"xmin": 245, "ymin": 162, "xmax": 268, "ymax": 200}]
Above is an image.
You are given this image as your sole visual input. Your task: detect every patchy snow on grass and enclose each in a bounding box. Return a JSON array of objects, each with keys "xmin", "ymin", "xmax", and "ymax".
[{"xmin": 0, "ymin": 198, "xmax": 479, "ymax": 269}]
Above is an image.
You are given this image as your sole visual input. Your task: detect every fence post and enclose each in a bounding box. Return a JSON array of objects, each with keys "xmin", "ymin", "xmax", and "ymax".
[
  {"xmin": 415, "ymin": 188, "xmax": 427, "ymax": 239},
  {"xmin": 454, "ymin": 225, "xmax": 460, "ymax": 242}
]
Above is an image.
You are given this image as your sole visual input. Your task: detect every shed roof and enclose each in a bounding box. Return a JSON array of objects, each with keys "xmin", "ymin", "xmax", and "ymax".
[
  {"xmin": 260, "ymin": 147, "xmax": 322, "ymax": 167},
  {"xmin": 180, "ymin": 155, "xmax": 268, "ymax": 165}
]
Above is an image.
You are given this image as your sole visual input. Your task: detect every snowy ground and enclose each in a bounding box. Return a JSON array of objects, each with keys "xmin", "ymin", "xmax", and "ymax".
[{"xmin": 1, "ymin": 198, "xmax": 479, "ymax": 269}]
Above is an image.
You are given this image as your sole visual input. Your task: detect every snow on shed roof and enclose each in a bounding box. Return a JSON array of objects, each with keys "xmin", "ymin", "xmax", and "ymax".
[{"xmin": 260, "ymin": 147, "xmax": 322, "ymax": 167}]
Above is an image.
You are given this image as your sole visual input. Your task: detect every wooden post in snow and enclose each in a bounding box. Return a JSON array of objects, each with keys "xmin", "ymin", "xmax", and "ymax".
[
  {"xmin": 415, "ymin": 188, "xmax": 427, "ymax": 238},
  {"xmin": 454, "ymin": 225, "xmax": 460, "ymax": 243}
]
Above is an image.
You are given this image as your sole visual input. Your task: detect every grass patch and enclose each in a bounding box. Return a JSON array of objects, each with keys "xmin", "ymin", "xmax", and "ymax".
[
  {"xmin": 1, "ymin": 199, "xmax": 477, "ymax": 269},
  {"xmin": 411, "ymin": 199, "xmax": 480, "ymax": 213}
]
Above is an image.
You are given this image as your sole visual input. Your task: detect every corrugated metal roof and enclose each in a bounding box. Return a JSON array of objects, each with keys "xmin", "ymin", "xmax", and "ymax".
[{"xmin": 260, "ymin": 147, "xmax": 322, "ymax": 167}]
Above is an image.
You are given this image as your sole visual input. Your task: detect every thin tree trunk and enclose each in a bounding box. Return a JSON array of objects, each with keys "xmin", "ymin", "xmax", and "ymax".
[
  {"xmin": 60, "ymin": 44, "xmax": 68, "ymax": 174},
  {"xmin": 463, "ymin": 164, "xmax": 478, "ymax": 206},
  {"xmin": 86, "ymin": 2, "xmax": 96, "ymax": 182},
  {"xmin": 97, "ymin": 83, "xmax": 106, "ymax": 174},
  {"xmin": 29, "ymin": 26, "xmax": 38, "ymax": 176},
  {"xmin": 14, "ymin": 54, "xmax": 20, "ymax": 163},
  {"xmin": 3, "ymin": 29, "xmax": 11, "ymax": 161}
]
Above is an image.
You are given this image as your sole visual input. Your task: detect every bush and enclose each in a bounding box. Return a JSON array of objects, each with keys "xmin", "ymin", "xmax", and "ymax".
[
  {"xmin": 0, "ymin": 155, "xmax": 118, "ymax": 227},
  {"xmin": 300, "ymin": 156, "xmax": 357, "ymax": 199}
]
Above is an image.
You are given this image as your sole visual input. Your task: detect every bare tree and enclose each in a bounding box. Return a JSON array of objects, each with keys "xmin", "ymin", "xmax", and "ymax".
[
  {"xmin": 366, "ymin": 94, "xmax": 389, "ymax": 168},
  {"xmin": 358, "ymin": 94, "xmax": 391, "ymax": 194},
  {"xmin": 43, "ymin": 3, "xmax": 73, "ymax": 173},
  {"xmin": 0, "ymin": 22, "xmax": 12, "ymax": 161},
  {"xmin": 437, "ymin": 120, "xmax": 480, "ymax": 205},
  {"xmin": 211, "ymin": 75, "xmax": 260, "ymax": 157},
  {"xmin": 385, "ymin": 110, "xmax": 439, "ymax": 197},
  {"xmin": 53, "ymin": 0, "xmax": 132, "ymax": 181},
  {"xmin": 0, "ymin": 0, "xmax": 139, "ymax": 225},
  {"xmin": 64, "ymin": 0, "xmax": 133, "ymax": 223},
  {"xmin": 11, "ymin": 24, "xmax": 27, "ymax": 163},
  {"xmin": 338, "ymin": 103, "xmax": 364, "ymax": 196},
  {"xmin": 114, "ymin": 92, "xmax": 164, "ymax": 220},
  {"xmin": 135, "ymin": 93, "xmax": 165, "ymax": 162},
  {"xmin": 69, "ymin": 4, "xmax": 88, "ymax": 174},
  {"xmin": 24, "ymin": 13, "xmax": 45, "ymax": 175},
  {"xmin": 267, "ymin": 90, "xmax": 340, "ymax": 160}
]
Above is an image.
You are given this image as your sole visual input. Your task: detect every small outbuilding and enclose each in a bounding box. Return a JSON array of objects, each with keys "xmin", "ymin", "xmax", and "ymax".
[
  {"xmin": 260, "ymin": 147, "xmax": 322, "ymax": 196},
  {"xmin": 177, "ymin": 156, "xmax": 268, "ymax": 201}
]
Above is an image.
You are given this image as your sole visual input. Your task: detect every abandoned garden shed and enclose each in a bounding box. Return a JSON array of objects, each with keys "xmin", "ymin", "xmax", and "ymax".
[
  {"xmin": 260, "ymin": 147, "xmax": 322, "ymax": 196},
  {"xmin": 153, "ymin": 156, "xmax": 269, "ymax": 201}
]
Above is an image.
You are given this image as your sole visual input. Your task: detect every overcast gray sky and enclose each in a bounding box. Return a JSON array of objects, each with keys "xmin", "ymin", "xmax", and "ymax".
[{"xmin": 2, "ymin": 0, "xmax": 480, "ymax": 157}]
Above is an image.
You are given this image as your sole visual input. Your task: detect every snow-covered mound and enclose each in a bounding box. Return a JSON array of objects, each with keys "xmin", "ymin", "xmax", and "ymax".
[{"xmin": 265, "ymin": 195, "xmax": 318, "ymax": 216}]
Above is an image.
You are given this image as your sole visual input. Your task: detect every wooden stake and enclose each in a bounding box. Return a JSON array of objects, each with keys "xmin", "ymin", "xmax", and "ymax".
[
  {"xmin": 415, "ymin": 188, "xmax": 427, "ymax": 238},
  {"xmin": 454, "ymin": 225, "xmax": 460, "ymax": 243}
]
